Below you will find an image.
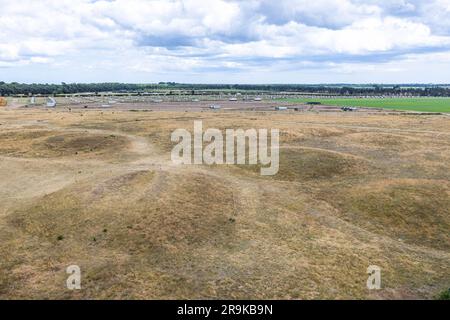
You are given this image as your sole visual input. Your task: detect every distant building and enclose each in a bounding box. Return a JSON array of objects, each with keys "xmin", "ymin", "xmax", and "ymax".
[{"xmin": 46, "ymin": 97, "xmax": 56, "ymax": 108}]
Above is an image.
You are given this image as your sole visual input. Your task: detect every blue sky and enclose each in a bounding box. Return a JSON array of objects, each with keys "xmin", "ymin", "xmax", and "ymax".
[{"xmin": 1, "ymin": 0, "xmax": 450, "ymax": 84}]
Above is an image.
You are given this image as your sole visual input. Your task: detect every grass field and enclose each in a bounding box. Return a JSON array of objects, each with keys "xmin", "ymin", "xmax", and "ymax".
[{"xmin": 281, "ymin": 97, "xmax": 450, "ymax": 113}]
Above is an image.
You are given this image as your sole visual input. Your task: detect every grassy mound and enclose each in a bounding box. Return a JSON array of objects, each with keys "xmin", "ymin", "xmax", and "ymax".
[
  {"xmin": 0, "ymin": 130, "xmax": 129, "ymax": 158},
  {"xmin": 339, "ymin": 132, "xmax": 423, "ymax": 151},
  {"xmin": 9, "ymin": 170, "xmax": 235, "ymax": 247},
  {"xmin": 42, "ymin": 133, "xmax": 128, "ymax": 157},
  {"xmin": 237, "ymin": 147, "xmax": 369, "ymax": 182},
  {"xmin": 2, "ymin": 170, "xmax": 237, "ymax": 298},
  {"xmin": 319, "ymin": 179, "xmax": 450, "ymax": 250}
]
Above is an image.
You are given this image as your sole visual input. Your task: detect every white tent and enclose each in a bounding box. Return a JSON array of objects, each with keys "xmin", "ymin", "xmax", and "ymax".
[{"xmin": 47, "ymin": 97, "xmax": 56, "ymax": 107}]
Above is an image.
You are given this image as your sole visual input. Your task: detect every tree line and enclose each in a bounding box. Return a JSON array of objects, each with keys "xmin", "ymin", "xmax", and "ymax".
[{"xmin": 1, "ymin": 81, "xmax": 450, "ymax": 96}]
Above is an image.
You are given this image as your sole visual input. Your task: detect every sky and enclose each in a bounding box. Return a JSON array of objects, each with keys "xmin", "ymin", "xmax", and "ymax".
[{"xmin": 1, "ymin": 0, "xmax": 450, "ymax": 84}]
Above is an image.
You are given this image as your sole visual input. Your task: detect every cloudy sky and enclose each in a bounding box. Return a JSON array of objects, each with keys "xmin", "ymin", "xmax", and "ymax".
[{"xmin": 1, "ymin": 0, "xmax": 450, "ymax": 83}]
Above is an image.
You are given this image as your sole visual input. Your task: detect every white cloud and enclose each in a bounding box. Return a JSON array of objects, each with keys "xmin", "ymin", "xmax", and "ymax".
[
  {"xmin": 0, "ymin": 0, "xmax": 449, "ymax": 82},
  {"xmin": 258, "ymin": 0, "xmax": 382, "ymax": 28}
]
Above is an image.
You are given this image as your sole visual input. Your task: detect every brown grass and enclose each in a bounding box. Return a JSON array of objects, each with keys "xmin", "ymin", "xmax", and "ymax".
[
  {"xmin": 0, "ymin": 108, "xmax": 449, "ymax": 299},
  {"xmin": 0, "ymin": 129, "xmax": 129, "ymax": 159}
]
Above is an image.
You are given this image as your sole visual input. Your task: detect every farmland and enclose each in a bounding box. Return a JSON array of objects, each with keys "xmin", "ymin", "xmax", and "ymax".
[
  {"xmin": 281, "ymin": 97, "xmax": 450, "ymax": 113},
  {"xmin": 0, "ymin": 103, "xmax": 449, "ymax": 299}
]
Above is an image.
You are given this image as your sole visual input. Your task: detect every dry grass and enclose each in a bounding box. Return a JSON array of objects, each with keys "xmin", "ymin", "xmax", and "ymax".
[
  {"xmin": 0, "ymin": 108, "xmax": 449, "ymax": 299},
  {"xmin": 0, "ymin": 130, "xmax": 129, "ymax": 159},
  {"xmin": 317, "ymin": 179, "xmax": 450, "ymax": 250}
]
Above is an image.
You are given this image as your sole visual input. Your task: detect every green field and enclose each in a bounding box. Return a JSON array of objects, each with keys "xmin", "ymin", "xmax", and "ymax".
[{"xmin": 281, "ymin": 97, "xmax": 450, "ymax": 113}]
